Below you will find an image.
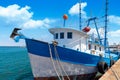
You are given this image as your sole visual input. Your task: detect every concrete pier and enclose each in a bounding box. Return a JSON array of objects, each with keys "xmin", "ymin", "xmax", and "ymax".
[{"xmin": 99, "ymin": 59, "xmax": 120, "ymax": 80}]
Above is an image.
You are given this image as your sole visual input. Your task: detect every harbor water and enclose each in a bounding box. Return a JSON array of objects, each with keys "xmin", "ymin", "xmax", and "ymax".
[
  {"xmin": 0, "ymin": 46, "xmax": 33, "ymax": 80},
  {"xmin": 0, "ymin": 46, "xmax": 101, "ymax": 80}
]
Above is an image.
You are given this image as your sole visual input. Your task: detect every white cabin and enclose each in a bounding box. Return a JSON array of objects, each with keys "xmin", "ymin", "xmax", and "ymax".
[{"xmin": 49, "ymin": 28, "xmax": 105, "ymax": 56}]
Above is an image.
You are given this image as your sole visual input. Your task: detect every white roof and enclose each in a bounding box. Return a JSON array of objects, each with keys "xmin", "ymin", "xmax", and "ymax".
[{"xmin": 49, "ymin": 28, "xmax": 89, "ymax": 37}]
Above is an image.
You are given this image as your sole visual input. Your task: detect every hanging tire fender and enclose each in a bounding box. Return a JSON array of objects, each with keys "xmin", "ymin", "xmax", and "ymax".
[
  {"xmin": 97, "ymin": 61, "xmax": 108, "ymax": 74},
  {"xmin": 110, "ymin": 60, "xmax": 115, "ymax": 67}
]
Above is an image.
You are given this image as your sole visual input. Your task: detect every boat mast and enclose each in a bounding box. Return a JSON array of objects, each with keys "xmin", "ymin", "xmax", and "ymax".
[
  {"xmin": 79, "ymin": 0, "xmax": 82, "ymax": 51},
  {"xmin": 79, "ymin": 0, "xmax": 82, "ymax": 30},
  {"xmin": 104, "ymin": 0, "xmax": 108, "ymax": 51}
]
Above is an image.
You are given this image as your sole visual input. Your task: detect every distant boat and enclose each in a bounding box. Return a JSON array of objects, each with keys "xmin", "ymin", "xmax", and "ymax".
[{"xmin": 10, "ymin": 1, "xmax": 119, "ymax": 80}]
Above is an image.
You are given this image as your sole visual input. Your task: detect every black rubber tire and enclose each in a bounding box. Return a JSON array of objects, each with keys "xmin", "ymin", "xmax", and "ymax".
[
  {"xmin": 97, "ymin": 61, "xmax": 108, "ymax": 74},
  {"xmin": 110, "ymin": 60, "xmax": 115, "ymax": 67}
]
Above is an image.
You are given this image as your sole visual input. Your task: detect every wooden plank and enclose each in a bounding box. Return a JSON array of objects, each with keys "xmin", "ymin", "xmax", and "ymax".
[{"xmin": 99, "ymin": 59, "xmax": 120, "ymax": 80}]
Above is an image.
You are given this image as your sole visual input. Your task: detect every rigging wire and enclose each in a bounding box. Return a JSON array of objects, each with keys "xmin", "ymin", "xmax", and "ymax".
[
  {"xmin": 97, "ymin": 0, "xmax": 106, "ymax": 17},
  {"xmin": 82, "ymin": 17, "xmax": 106, "ymax": 28}
]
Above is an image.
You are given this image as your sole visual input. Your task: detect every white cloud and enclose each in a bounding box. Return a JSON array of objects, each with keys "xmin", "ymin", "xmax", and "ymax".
[
  {"xmin": 109, "ymin": 15, "xmax": 120, "ymax": 25},
  {"xmin": 88, "ymin": 28, "xmax": 120, "ymax": 44},
  {"xmin": 108, "ymin": 30, "xmax": 120, "ymax": 37},
  {"xmin": 107, "ymin": 15, "xmax": 120, "ymax": 43},
  {"xmin": 0, "ymin": 4, "xmax": 32, "ymax": 23},
  {"xmin": 108, "ymin": 30, "xmax": 120, "ymax": 45},
  {"xmin": 0, "ymin": 4, "xmax": 55, "ymax": 29},
  {"xmin": 88, "ymin": 27, "xmax": 104, "ymax": 38},
  {"xmin": 22, "ymin": 18, "xmax": 56, "ymax": 29},
  {"xmin": 69, "ymin": 2, "xmax": 87, "ymax": 18},
  {"xmin": 0, "ymin": 4, "xmax": 56, "ymax": 46}
]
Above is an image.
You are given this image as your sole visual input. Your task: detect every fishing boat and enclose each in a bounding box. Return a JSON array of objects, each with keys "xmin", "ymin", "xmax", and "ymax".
[{"xmin": 10, "ymin": 0, "xmax": 119, "ymax": 80}]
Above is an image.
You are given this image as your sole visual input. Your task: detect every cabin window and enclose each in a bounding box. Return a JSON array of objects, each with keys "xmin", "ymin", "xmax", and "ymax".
[
  {"xmin": 63, "ymin": 45, "xmax": 66, "ymax": 48},
  {"xmin": 67, "ymin": 32, "xmax": 72, "ymax": 39},
  {"xmin": 60, "ymin": 32, "xmax": 64, "ymax": 39},
  {"xmin": 95, "ymin": 46, "xmax": 96, "ymax": 50},
  {"xmin": 55, "ymin": 33, "xmax": 58, "ymax": 39},
  {"xmin": 99, "ymin": 47, "xmax": 101, "ymax": 51},
  {"xmin": 88, "ymin": 44, "xmax": 91, "ymax": 50}
]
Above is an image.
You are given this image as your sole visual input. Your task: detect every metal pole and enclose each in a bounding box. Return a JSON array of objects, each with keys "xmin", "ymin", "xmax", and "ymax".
[
  {"xmin": 94, "ymin": 19, "xmax": 102, "ymax": 45},
  {"xmin": 63, "ymin": 20, "xmax": 65, "ymax": 27},
  {"xmin": 104, "ymin": 0, "xmax": 108, "ymax": 51},
  {"xmin": 79, "ymin": 0, "xmax": 82, "ymax": 51},
  {"xmin": 79, "ymin": 0, "xmax": 82, "ymax": 30}
]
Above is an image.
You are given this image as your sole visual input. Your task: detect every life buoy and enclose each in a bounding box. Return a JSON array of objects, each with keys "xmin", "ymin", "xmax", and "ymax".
[
  {"xmin": 97, "ymin": 61, "xmax": 108, "ymax": 74},
  {"xmin": 110, "ymin": 60, "xmax": 115, "ymax": 67}
]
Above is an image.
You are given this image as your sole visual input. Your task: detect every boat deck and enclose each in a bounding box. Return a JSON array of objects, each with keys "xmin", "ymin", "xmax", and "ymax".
[{"xmin": 99, "ymin": 59, "xmax": 120, "ymax": 80}]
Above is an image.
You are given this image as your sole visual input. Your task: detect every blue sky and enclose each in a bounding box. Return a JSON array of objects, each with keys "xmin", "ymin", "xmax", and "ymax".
[{"xmin": 0, "ymin": 0, "xmax": 120, "ymax": 46}]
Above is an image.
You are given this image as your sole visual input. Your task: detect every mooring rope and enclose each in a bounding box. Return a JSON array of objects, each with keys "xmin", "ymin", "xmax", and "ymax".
[
  {"xmin": 53, "ymin": 43, "xmax": 71, "ymax": 80},
  {"xmin": 48, "ymin": 43, "xmax": 62, "ymax": 80},
  {"xmin": 53, "ymin": 46, "xmax": 65, "ymax": 80}
]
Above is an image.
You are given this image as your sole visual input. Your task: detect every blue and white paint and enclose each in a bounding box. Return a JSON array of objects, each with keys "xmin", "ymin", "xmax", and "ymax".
[{"xmin": 11, "ymin": 27, "xmax": 119, "ymax": 78}]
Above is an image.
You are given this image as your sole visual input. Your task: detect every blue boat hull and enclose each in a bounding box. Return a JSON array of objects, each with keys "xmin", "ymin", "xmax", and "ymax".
[
  {"xmin": 25, "ymin": 38, "xmax": 118, "ymax": 66},
  {"xmin": 25, "ymin": 38, "xmax": 118, "ymax": 78}
]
